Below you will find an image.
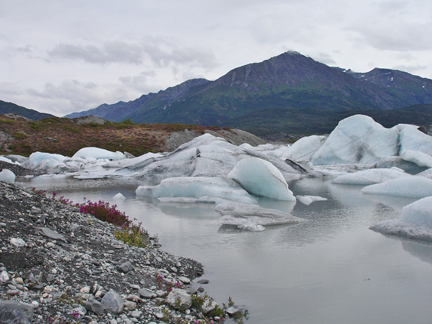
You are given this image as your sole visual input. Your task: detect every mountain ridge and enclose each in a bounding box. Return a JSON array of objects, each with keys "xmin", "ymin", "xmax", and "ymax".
[{"xmin": 65, "ymin": 51, "xmax": 432, "ymax": 131}]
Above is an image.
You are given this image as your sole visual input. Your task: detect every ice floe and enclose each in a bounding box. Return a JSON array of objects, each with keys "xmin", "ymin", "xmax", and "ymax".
[
  {"xmin": 296, "ymin": 195, "xmax": 327, "ymax": 205},
  {"xmin": 216, "ymin": 202, "xmax": 305, "ymax": 231},
  {"xmin": 136, "ymin": 177, "xmax": 257, "ymax": 204},
  {"xmin": 370, "ymin": 197, "xmax": 432, "ymax": 241},
  {"xmin": 332, "ymin": 167, "xmax": 409, "ymax": 185},
  {"xmin": 362, "ymin": 176, "xmax": 432, "ymax": 198}
]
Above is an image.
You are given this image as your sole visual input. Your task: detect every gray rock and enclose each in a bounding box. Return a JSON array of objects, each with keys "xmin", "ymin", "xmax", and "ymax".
[
  {"xmin": 197, "ymin": 279, "xmax": 209, "ymax": 284},
  {"xmin": 85, "ymin": 298, "xmax": 105, "ymax": 316},
  {"xmin": 166, "ymin": 289, "xmax": 192, "ymax": 310},
  {"xmin": 124, "ymin": 300, "xmax": 136, "ymax": 311},
  {"xmin": 138, "ymin": 288, "xmax": 156, "ymax": 299},
  {"xmin": 0, "ymin": 308, "xmax": 31, "ymax": 324},
  {"xmin": 0, "ymin": 300, "xmax": 34, "ymax": 322},
  {"xmin": 177, "ymin": 276, "xmax": 190, "ymax": 284},
  {"xmin": 202, "ymin": 299, "xmax": 218, "ymax": 314},
  {"xmin": 130, "ymin": 310, "xmax": 142, "ymax": 318},
  {"xmin": 39, "ymin": 227, "xmax": 67, "ymax": 242},
  {"xmin": 101, "ymin": 289, "xmax": 124, "ymax": 314},
  {"xmin": 118, "ymin": 261, "xmax": 133, "ymax": 273}
]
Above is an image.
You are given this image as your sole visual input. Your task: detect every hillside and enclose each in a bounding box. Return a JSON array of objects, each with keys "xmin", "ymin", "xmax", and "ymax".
[
  {"xmin": 228, "ymin": 104, "xmax": 432, "ymax": 139},
  {"xmin": 66, "ymin": 51, "xmax": 432, "ymax": 132},
  {"xmin": 0, "ymin": 100, "xmax": 55, "ymax": 120},
  {"xmin": 0, "ymin": 115, "xmax": 264, "ymax": 157}
]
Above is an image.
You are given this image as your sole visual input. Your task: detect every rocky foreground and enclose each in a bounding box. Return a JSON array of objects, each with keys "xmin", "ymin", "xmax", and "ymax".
[{"xmin": 0, "ymin": 178, "xmax": 240, "ymax": 324}]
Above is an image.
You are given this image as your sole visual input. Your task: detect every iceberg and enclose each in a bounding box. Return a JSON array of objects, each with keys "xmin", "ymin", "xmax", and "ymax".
[
  {"xmin": 362, "ymin": 176, "xmax": 432, "ymax": 198},
  {"xmin": 216, "ymin": 202, "xmax": 304, "ymax": 231},
  {"xmin": 398, "ymin": 124, "xmax": 432, "ymax": 156},
  {"xmin": 333, "ymin": 167, "xmax": 409, "ymax": 185},
  {"xmin": 136, "ymin": 177, "xmax": 257, "ymax": 204},
  {"xmin": 400, "ymin": 150, "xmax": 432, "ymax": 169},
  {"xmin": 228, "ymin": 157, "xmax": 296, "ymax": 201},
  {"xmin": 25, "ymin": 152, "xmax": 68, "ymax": 168},
  {"xmin": 311, "ymin": 115, "xmax": 399, "ymax": 165},
  {"xmin": 132, "ymin": 134, "xmax": 302, "ymax": 183},
  {"xmin": 103, "ymin": 152, "xmax": 163, "ymax": 169},
  {"xmin": 72, "ymin": 147, "xmax": 125, "ymax": 161},
  {"xmin": 280, "ymin": 135, "xmax": 327, "ymax": 162},
  {"xmin": 370, "ymin": 197, "xmax": 432, "ymax": 241},
  {"xmin": 0, "ymin": 169, "xmax": 15, "ymax": 183}
]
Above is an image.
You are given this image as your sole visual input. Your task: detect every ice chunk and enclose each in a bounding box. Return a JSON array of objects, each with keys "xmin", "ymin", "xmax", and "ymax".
[
  {"xmin": 375, "ymin": 156, "xmax": 428, "ymax": 174},
  {"xmin": 398, "ymin": 124, "xmax": 432, "ymax": 156},
  {"xmin": 400, "ymin": 150, "xmax": 432, "ymax": 168},
  {"xmin": 133, "ymin": 134, "xmax": 302, "ymax": 183},
  {"xmin": 103, "ymin": 152, "xmax": 163, "ymax": 169},
  {"xmin": 113, "ymin": 193, "xmax": 126, "ymax": 200},
  {"xmin": 370, "ymin": 197, "xmax": 432, "ymax": 241},
  {"xmin": 333, "ymin": 168, "xmax": 409, "ymax": 185},
  {"xmin": 136, "ymin": 177, "xmax": 257, "ymax": 204},
  {"xmin": 311, "ymin": 115, "xmax": 398, "ymax": 165},
  {"xmin": 362, "ymin": 176, "xmax": 432, "ymax": 198},
  {"xmin": 228, "ymin": 157, "xmax": 296, "ymax": 201},
  {"xmin": 370, "ymin": 219, "xmax": 432, "ymax": 242},
  {"xmin": 26, "ymin": 152, "xmax": 68, "ymax": 168},
  {"xmin": 0, "ymin": 156, "xmax": 14, "ymax": 164},
  {"xmin": 216, "ymin": 202, "xmax": 304, "ymax": 231},
  {"xmin": 296, "ymin": 195, "xmax": 327, "ymax": 205},
  {"xmin": 0, "ymin": 169, "xmax": 15, "ymax": 183},
  {"xmin": 72, "ymin": 147, "xmax": 125, "ymax": 161},
  {"xmin": 400, "ymin": 196, "xmax": 432, "ymax": 226},
  {"xmin": 281, "ymin": 135, "xmax": 327, "ymax": 162}
]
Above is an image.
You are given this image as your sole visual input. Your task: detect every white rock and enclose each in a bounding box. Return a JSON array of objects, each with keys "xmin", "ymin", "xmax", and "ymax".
[{"xmin": 9, "ymin": 238, "xmax": 25, "ymax": 247}]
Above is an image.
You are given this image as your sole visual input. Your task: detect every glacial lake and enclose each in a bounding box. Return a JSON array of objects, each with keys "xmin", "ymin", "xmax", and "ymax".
[{"xmin": 20, "ymin": 175, "xmax": 432, "ymax": 324}]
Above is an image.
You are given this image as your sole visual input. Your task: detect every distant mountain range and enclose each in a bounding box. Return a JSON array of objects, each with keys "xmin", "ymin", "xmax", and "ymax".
[
  {"xmin": 0, "ymin": 100, "xmax": 54, "ymax": 120},
  {"xmin": 64, "ymin": 51, "xmax": 432, "ymax": 138}
]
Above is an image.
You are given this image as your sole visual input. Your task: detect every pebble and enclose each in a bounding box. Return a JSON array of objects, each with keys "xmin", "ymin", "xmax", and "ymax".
[{"xmin": 0, "ymin": 180, "xmax": 213, "ymax": 324}]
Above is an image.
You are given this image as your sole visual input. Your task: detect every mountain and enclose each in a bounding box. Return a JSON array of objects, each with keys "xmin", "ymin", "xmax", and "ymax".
[
  {"xmin": 66, "ymin": 78, "xmax": 210, "ymax": 122},
  {"xmin": 227, "ymin": 104, "xmax": 432, "ymax": 139},
  {"xmin": 66, "ymin": 51, "xmax": 432, "ymax": 135},
  {"xmin": 0, "ymin": 100, "xmax": 55, "ymax": 120}
]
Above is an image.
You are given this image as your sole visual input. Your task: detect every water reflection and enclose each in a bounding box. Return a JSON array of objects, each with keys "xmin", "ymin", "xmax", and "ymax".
[{"xmin": 16, "ymin": 176, "xmax": 432, "ymax": 324}]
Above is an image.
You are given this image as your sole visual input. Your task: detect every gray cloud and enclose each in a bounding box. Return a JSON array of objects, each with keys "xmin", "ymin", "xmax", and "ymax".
[
  {"xmin": 48, "ymin": 39, "xmax": 219, "ymax": 70},
  {"xmin": 25, "ymin": 80, "xmax": 130, "ymax": 115},
  {"xmin": 314, "ymin": 53, "xmax": 337, "ymax": 66},
  {"xmin": 48, "ymin": 41, "xmax": 145, "ymax": 65}
]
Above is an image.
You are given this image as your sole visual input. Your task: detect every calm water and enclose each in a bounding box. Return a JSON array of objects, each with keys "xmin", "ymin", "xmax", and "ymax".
[{"xmin": 20, "ymin": 175, "xmax": 432, "ymax": 324}]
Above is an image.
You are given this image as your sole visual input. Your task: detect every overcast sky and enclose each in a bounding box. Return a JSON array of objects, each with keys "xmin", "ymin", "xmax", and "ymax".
[{"xmin": 1, "ymin": 0, "xmax": 431, "ymax": 117}]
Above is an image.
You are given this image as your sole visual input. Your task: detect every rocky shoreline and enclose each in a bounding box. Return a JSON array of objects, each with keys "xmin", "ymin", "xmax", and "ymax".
[{"xmin": 0, "ymin": 178, "xmax": 238, "ymax": 324}]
